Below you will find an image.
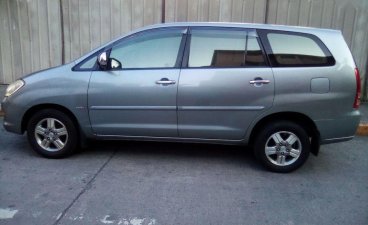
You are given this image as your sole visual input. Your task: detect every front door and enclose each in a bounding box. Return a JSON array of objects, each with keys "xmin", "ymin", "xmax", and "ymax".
[
  {"xmin": 178, "ymin": 28, "xmax": 274, "ymax": 140},
  {"xmin": 88, "ymin": 27, "xmax": 186, "ymax": 137}
]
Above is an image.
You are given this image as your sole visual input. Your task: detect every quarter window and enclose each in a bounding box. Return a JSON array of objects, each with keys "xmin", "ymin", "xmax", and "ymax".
[
  {"xmin": 266, "ymin": 32, "xmax": 334, "ymax": 66},
  {"xmin": 110, "ymin": 29, "xmax": 184, "ymax": 69},
  {"xmin": 79, "ymin": 55, "xmax": 97, "ymax": 69}
]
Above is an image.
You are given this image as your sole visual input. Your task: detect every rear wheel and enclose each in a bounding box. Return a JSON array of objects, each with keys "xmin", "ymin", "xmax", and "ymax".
[
  {"xmin": 27, "ymin": 109, "xmax": 78, "ymax": 158},
  {"xmin": 254, "ymin": 121, "xmax": 310, "ymax": 173}
]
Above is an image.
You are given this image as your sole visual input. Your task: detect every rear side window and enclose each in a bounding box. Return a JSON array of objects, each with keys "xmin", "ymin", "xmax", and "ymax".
[
  {"xmin": 262, "ymin": 31, "xmax": 335, "ymax": 67},
  {"xmin": 188, "ymin": 29, "xmax": 266, "ymax": 68}
]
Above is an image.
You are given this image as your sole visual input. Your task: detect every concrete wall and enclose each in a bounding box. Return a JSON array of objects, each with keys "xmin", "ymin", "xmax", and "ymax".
[
  {"xmin": 1, "ymin": 0, "xmax": 368, "ymax": 99},
  {"xmin": 61, "ymin": 0, "xmax": 163, "ymax": 63},
  {"xmin": 0, "ymin": 0, "xmax": 62, "ymax": 84}
]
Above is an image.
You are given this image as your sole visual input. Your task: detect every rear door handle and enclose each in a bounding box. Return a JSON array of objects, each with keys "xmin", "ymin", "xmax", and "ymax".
[
  {"xmin": 249, "ymin": 79, "xmax": 270, "ymax": 84},
  {"xmin": 156, "ymin": 78, "xmax": 176, "ymax": 85}
]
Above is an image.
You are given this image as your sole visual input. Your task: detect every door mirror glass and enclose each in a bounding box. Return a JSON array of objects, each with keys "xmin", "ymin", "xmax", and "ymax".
[
  {"xmin": 109, "ymin": 58, "xmax": 122, "ymax": 70},
  {"xmin": 97, "ymin": 52, "xmax": 108, "ymax": 69}
]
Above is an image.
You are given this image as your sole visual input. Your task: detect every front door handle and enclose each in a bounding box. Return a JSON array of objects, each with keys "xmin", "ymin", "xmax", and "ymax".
[{"xmin": 156, "ymin": 78, "xmax": 176, "ymax": 85}]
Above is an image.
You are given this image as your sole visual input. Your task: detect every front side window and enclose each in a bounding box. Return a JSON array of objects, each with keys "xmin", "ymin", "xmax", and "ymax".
[
  {"xmin": 266, "ymin": 32, "xmax": 334, "ymax": 66},
  {"xmin": 110, "ymin": 28, "xmax": 184, "ymax": 69},
  {"xmin": 188, "ymin": 29, "xmax": 266, "ymax": 68}
]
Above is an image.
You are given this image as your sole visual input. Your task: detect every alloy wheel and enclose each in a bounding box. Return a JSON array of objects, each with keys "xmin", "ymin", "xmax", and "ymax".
[
  {"xmin": 264, "ymin": 131, "xmax": 302, "ymax": 166},
  {"xmin": 34, "ymin": 118, "xmax": 69, "ymax": 152}
]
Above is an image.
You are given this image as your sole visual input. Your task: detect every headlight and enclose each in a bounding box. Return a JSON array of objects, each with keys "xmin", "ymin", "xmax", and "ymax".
[{"xmin": 5, "ymin": 80, "xmax": 25, "ymax": 97}]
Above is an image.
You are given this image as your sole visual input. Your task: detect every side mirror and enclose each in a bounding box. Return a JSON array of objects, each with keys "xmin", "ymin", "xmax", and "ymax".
[{"xmin": 97, "ymin": 52, "xmax": 108, "ymax": 69}]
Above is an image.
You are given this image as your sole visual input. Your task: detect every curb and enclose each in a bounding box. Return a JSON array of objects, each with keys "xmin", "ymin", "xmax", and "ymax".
[
  {"xmin": 356, "ymin": 123, "xmax": 368, "ymax": 136},
  {"xmin": 0, "ymin": 110, "xmax": 367, "ymax": 136}
]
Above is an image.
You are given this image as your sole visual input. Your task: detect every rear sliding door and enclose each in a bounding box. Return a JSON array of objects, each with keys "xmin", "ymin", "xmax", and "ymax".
[{"xmin": 177, "ymin": 27, "xmax": 274, "ymax": 140}]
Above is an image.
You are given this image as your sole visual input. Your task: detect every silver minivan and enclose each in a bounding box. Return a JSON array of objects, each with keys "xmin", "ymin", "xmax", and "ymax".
[{"xmin": 1, "ymin": 23, "xmax": 361, "ymax": 172}]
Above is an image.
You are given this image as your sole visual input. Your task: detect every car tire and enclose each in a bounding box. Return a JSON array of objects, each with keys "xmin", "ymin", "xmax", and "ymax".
[
  {"xmin": 27, "ymin": 109, "xmax": 78, "ymax": 158},
  {"xmin": 253, "ymin": 121, "xmax": 310, "ymax": 173}
]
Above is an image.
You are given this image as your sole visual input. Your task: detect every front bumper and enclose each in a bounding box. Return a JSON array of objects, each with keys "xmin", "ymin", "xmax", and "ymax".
[{"xmin": 1, "ymin": 97, "xmax": 24, "ymax": 134}]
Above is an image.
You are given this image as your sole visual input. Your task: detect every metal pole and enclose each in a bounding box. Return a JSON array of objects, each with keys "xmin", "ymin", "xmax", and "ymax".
[
  {"xmin": 162, "ymin": 0, "xmax": 166, "ymax": 23},
  {"xmin": 265, "ymin": 0, "xmax": 270, "ymax": 24},
  {"xmin": 363, "ymin": 57, "xmax": 368, "ymax": 102},
  {"xmin": 59, "ymin": 0, "xmax": 65, "ymax": 65}
]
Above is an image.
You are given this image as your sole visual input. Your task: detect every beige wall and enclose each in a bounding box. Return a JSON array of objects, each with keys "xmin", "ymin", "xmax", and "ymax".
[
  {"xmin": 0, "ymin": 0, "xmax": 367, "ymax": 99},
  {"xmin": 0, "ymin": 0, "xmax": 62, "ymax": 84},
  {"xmin": 61, "ymin": 0, "xmax": 163, "ymax": 63}
]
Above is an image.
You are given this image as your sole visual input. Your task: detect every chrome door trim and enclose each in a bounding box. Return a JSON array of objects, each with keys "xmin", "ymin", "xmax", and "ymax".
[
  {"xmin": 90, "ymin": 106, "xmax": 176, "ymax": 110},
  {"xmin": 178, "ymin": 106, "xmax": 265, "ymax": 111}
]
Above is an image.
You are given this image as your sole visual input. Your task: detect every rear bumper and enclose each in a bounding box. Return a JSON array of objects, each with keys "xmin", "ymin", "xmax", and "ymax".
[{"xmin": 316, "ymin": 110, "xmax": 361, "ymax": 144}]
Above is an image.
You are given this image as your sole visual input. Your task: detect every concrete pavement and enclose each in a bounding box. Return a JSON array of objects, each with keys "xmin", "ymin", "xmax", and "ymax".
[{"xmin": 0, "ymin": 118, "xmax": 367, "ymax": 225}]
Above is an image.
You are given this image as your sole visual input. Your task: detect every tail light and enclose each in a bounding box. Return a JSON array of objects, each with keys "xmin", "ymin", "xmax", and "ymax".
[{"xmin": 353, "ymin": 68, "xmax": 361, "ymax": 109}]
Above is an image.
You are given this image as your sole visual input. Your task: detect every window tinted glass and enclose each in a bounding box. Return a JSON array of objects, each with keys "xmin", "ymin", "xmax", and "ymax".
[
  {"xmin": 267, "ymin": 33, "xmax": 332, "ymax": 66},
  {"xmin": 189, "ymin": 29, "xmax": 246, "ymax": 68},
  {"xmin": 188, "ymin": 29, "xmax": 266, "ymax": 68},
  {"xmin": 245, "ymin": 37, "xmax": 266, "ymax": 66},
  {"xmin": 110, "ymin": 29, "xmax": 183, "ymax": 69}
]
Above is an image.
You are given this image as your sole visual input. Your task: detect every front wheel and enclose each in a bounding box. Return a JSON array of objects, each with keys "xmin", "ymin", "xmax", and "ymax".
[
  {"xmin": 254, "ymin": 121, "xmax": 310, "ymax": 173},
  {"xmin": 27, "ymin": 109, "xmax": 78, "ymax": 158}
]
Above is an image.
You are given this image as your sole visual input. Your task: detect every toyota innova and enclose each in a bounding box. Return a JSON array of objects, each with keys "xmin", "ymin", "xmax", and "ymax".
[{"xmin": 1, "ymin": 23, "xmax": 361, "ymax": 172}]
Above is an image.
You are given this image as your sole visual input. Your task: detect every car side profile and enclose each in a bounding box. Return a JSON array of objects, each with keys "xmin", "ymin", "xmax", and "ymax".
[{"xmin": 1, "ymin": 22, "xmax": 361, "ymax": 172}]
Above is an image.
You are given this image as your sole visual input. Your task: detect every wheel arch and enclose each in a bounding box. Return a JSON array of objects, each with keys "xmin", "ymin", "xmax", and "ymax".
[
  {"xmin": 21, "ymin": 104, "xmax": 80, "ymax": 135},
  {"xmin": 248, "ymin": 112, "xmax": 320, "ymax": 155}
]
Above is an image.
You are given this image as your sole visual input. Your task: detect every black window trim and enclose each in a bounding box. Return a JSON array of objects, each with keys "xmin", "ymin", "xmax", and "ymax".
[
  {"xmin": 72, "ymin": 26, "xmax": 189, "ymax": 72},
  {"xmin": 181, "ymin": 26, "xmax": 270, "ymax": 69},
  {"xmin": 257, "ymin": 29, "xmax": 336, "ymax": 67}
]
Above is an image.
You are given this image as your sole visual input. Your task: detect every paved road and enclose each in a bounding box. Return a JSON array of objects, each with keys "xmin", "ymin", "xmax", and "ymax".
[{"xmin": 1, "ymin": 119, "xmax": 367, "ymax": 225}]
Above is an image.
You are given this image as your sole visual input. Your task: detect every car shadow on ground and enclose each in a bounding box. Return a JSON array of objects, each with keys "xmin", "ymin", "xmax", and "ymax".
[
  {"xmin": 1, "ymin": 130, "xmax": 265, "ymax": 172},
  {"xmin": 78, "ymin": 139, "xmax": 263, "ymax": 170}
]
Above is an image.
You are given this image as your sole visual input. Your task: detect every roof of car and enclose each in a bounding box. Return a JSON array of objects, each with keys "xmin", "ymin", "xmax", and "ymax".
[{"xmin": 137, "ymin": 22, "xmax": 340, "ymax": 34}]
